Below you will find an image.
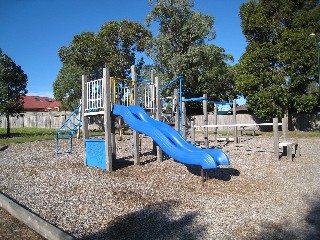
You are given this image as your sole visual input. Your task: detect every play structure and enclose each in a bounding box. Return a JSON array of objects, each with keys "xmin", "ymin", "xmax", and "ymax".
[
  {"xmin": 56, "ymin": 66, "xmax": 230, "ymax": 181},
  {"xmin": 192, "ymin": 114, "xmax": 300, "ymax": 160},
  {"xmin": 56, "ymin": 104, "xmax": 82, "ymax": 154}
]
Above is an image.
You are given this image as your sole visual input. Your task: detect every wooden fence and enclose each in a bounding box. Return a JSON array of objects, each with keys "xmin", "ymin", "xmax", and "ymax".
[
  {"xmin": 192, "ymin": 112, "xmax": 320, "ymax": 131},
  {"xmin": 1, "ymin": 111, "xmax": 319, "ymax": 131},
  {"xmin": 0, "ymin": 111, "xmax": 69, "ymax": 129}
]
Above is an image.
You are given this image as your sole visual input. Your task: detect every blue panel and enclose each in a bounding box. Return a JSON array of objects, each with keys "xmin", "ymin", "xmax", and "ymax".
[{"xmin": 85, "ymin": 139, "xmax": 106, "ymax": 170}]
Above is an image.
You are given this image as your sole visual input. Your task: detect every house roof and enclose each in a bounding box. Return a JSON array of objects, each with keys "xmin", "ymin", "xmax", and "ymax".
[{"xmin": 23, "ymin": 96, "xmax": 61, "ymax": 111}]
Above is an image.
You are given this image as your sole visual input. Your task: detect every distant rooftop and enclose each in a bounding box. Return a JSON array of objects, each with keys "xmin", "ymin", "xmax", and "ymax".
[{"xmin": 23, "ymin": 96, "xmax": 61, "ymax": 111}]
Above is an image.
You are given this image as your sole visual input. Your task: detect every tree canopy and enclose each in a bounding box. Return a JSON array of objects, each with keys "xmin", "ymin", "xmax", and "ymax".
[
  {"xmin": 236, "ymin": 0, "xmax": 320, "ymax": 121},
  {"xmin": 54, "ymin": 1, "xmax": 237, "ymax": 112},
  {"xmin": 54, "ymin": 20, "xmax": 151, "ymax": 109},
  {"xmin": 146, "ymin": 0, "xmax": 235, "ymax": 107},
  {"xmin": 0, "ymin": 48, "xmax": 28, "ymax": 136},
  {"xmin": 53, "ymin": 63, "xmax": 85, "ymax": 111}
]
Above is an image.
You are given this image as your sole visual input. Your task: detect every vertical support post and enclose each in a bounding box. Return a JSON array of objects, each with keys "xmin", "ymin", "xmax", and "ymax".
[
  {"xmin": 131, "ymin": 65, "xmax": 140, "ymax": 165},
  {"xmin": 214, "ymin": 104, "xmax": 218, "ymax": 143},
  {"xmin": 179, "ymin": 76, "xmax": 183, "ymax": 135},
  {"xmin": 273, "ymin": 118, "xmax": 279, "ymax": 159},
  {"xmin": 111, "ymin": 114, "xmax": 116, "ymax": 156},
  {"xmin": 103, "ymin": 68, "xmax": 113, "ymax": 172},
  {"xmin": 282, "ymin": 117, "xmax": 288, "ymax": 142},
  {"xmin": 151, "ymin": 70, "xmax": 157, "ymax": 154},
  {"xmin": 76, "ymin": 103, "xmax": 81, "ymax": 140},
  {"xmin": 110, "ymin": 77, "xmax": 115, "ymax": 106},
  {"xmin": 203, "ymin": 94, "xmax": 208, "ymax": 148},
  {"xmin": 82, "ymin": 75, "xmax": 89, "ymax": 166},
  {"xmin": 151, "ymin": 70, "xmax": 156, "ymax": 117},
  {"xmin": 233, "ymin": 99, "xmax": 238, "ymax": 143},
  {"xmin": 191, "ymin": 120, "xmax": 195, "ymax": 145},
  {"xmin": 155, "ymin": 76, "xmax": 163, "ymax": 161},
  {"xmin": 182, "ymin": 97, "xmax": 186, "ymax": 138},
  {"xmin": 174, "ymin": 89, "xmax": 180, "ymax": 132}
]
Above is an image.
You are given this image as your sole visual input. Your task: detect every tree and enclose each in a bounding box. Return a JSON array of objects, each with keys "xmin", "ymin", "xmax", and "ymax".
[
  {"xmin": 146, "ymin": 0, "xmax": 235, "ymax": 112},
  {"xmin": 54, "ymin": 20, "xmax": 151, "ymax": 109},
  {"xmin": 0, "ymin": 49, "xmax": 28, "ymax": 137},
  {"xmin": 236, "ymin": 0, "xmax": 320, "ymax": 121},
  {"xmin": 53, "ymin": 63, "xmax": 85, "ymax": 110}
]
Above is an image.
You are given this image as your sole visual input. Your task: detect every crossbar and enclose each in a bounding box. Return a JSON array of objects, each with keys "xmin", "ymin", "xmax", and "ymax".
[{"xmin": 194, "ymin": 123, "xmax": 283, "ymax": 128}]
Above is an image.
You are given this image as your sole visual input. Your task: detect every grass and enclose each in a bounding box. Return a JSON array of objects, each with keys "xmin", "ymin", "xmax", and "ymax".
[
  {"xmin": 0, "ymin": 127, "xmax": 106, "ymax": 145},
  {"xmin": 0, "ymin": 127, "xmax": 319, "ymax": 146},
  {"xmin": 0, "ymin": 128, "xmax": 57, "ymax": 145}
]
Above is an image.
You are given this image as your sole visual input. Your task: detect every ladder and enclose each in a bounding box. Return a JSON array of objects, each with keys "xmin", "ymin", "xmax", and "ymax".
[{"xmin": 55, "ymin": 103, "xmax": 82, "ymax": 154}]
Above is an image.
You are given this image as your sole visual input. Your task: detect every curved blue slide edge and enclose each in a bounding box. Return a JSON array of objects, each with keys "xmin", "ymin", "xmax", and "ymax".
[
  {"xmin": 113, "ymin": 104, "xmax": 217, "ymax": 169},
  {"xmin": 128, "ymin": 105, "xmax": 230, "ymax": 166}
]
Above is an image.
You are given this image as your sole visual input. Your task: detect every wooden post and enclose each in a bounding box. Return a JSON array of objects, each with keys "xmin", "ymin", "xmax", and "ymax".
[
  {"xmin": 151, "ymin": 70, "xmax": 157, "ymax": 154},
  {"xmin": 77, "ymin": 101, "xmax": 81, "ymax": 140},
  {"xmin": 155, "ymin": 76, "xmax": 163, "ymax": 161},
  {"xmin": 131, "ymin": 65, "xmax": 140, "ymax": 165},
  {"xmin": 273, "ymin": 118, "xmax": 279, "ymax": 159},
  {"xmin": 151, "ymin": 70, "xmax": 156, "ymax": 117},
  {"xmin": 282, "ymin": 117, "xmax": 288, "ymax": 142},
  {"xmin": 182, "ymin": 97, "xmax": 186, "ymax": 138},
  {"xmin": 111, "ymin": 114, "xmax": 116, "ymax": 156},
  {"xmin": 81, "ymin": 75, "xmax": 89, "ymax": 166},
  {"xmin": 191, "ymin": 120, "xmax": 195, "ymax": 145},
  {"xmin": 203, "ymin": 94, "xmax": 208, "ymax": 148},
  {"xmin": 103, "ymin": 68, "xmax": 113, "ymax": 172},
  {"xmin": 214, "ymin": 103, "xmax": 218, "ymax": 143},
  {"xmin": 233, "ymin": 99, "xmax": 238, "ymax": 143},
  {"xmin": 174, "ymin": 89, "xmax": 180, "ymax": 132}
]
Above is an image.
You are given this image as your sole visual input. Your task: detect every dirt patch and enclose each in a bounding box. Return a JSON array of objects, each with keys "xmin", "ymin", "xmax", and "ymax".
[{"xmin": 0, "ymin": 207, "xmax": 45, "ymax": 240}]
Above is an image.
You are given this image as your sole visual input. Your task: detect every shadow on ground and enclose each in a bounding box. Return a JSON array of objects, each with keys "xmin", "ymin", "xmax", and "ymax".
[
  {"xmin": 254, "ymin": 195, "xmax": 320, "ymax": 240},
  {"xmin": 185, "ymin": 164, "xmax": 240, "ymax": 181},
  {"xmin": 113, "ymin": 151, "xmax": 171, "ymax": 171},
  {"xmin": 0, "ymin": 145, "xmax": 8, "ymax": 151},
  {"xmin": 79, "ymin": 200, "xmax": 205, "ymax": 240}
]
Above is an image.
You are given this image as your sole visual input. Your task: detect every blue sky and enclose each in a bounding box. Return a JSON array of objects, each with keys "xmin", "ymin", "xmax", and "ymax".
[{"xmin": 0, "ymin": 0, "xmax": 247, "ymax": 103}]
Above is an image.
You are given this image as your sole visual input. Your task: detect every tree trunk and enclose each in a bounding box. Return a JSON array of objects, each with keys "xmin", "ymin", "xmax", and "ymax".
[{"xmin": 6, "ymin": 114, "xmax": 10, "ymax": 137}]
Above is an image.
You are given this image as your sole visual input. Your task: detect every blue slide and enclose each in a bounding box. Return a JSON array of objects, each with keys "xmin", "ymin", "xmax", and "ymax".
[{"xmin": 113, "ymin": 104, "xmax": 230, "ymax": 169}]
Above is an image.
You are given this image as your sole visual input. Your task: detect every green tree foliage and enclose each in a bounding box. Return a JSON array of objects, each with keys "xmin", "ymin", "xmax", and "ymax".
[
  {"xmin": 53, "ymin": 63, "xmax": 85, "ymax": 110},
  {"xmin": 236, "ymin": 0, "xmax": 320, "ymax": 121},
  {"xmin": 0, "ymin": 49, "xmax": 28, "ymax": 137},
  {"xmin": 54, "ymin": 20, "xmax": 151, "ymax": 110},
  {"xmin": 146, "ymin": 0, "xmax": 235, "ymax": 110}
]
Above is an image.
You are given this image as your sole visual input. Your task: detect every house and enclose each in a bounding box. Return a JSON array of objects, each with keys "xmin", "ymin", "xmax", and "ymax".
[{"xmin": 23, "ymin": 96, "xmax": 61, "ymax": 111}]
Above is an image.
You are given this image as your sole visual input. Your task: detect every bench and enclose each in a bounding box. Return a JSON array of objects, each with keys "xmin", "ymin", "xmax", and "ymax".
[
  {"xmin": 279, "ymin": 142, "xmax": 300, "ymax": 161},
  {"xmin": 240, "ymin": 126, "xmax": 258, "ymax": 136}
]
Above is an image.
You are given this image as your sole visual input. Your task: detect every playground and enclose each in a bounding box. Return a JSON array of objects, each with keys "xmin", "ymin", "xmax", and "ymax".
[
  {"xmin": 1, "ymin": 133, "xmax": 320, "ymax": 239},
  {"xmin": 1, "ymin": 66, "xmax": 320, "ymax": 239}
]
